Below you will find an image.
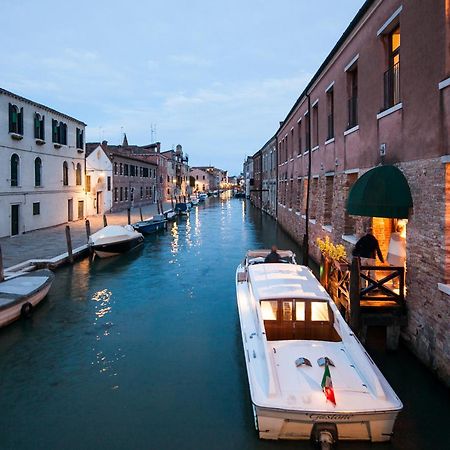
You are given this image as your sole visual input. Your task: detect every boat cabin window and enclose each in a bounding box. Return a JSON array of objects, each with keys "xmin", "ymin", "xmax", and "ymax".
[{"xmin": 260, "ymin": 299, "xmax": 341, "ymax": 342}]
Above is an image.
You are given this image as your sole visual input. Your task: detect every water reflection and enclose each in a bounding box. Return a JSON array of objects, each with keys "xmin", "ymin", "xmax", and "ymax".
[{"xmin": 171, "ymin": 221, "xmax": 179, "ymax": 255}]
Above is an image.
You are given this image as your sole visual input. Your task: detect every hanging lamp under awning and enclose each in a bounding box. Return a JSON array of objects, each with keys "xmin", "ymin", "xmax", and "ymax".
[{"xmin": 346, "ymin": 165, "xmax": 413, "ymax": 219}]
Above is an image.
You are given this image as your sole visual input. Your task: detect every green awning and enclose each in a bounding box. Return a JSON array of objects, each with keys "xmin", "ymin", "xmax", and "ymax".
[{"xmin": 346, "ymin": 165, "xmax": 413, "ymax": 218}]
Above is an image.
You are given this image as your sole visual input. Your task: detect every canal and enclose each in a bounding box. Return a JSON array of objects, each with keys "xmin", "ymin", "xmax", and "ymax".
[{"xmin": 0, "ymin": 196, "xmax": 448, "ymax": 450}]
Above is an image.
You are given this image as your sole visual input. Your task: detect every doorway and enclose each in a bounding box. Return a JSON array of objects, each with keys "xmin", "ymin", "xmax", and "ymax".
[
  {"xmin": 68, "ymin": 199, "xmax": 73, "ymax": 222},
  {"xmin": 78, "ymin": 200, "xmax": 84, "ymax": 220},
  {"xmin": 96, "ymin": 191, "xmax": 103, "ymax": 214},
  {"xmin": 11, "ymin": 204, "xmax": 19, "ymax": 236}
]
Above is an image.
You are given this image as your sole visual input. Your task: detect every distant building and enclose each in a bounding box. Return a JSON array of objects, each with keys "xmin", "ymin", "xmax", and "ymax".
[
  {"xmin": 86, "ymin": 140, "xmax": 157, "ymax": 213},
  {"xmin": 161, "ymin": 145, "xmax": 190, "ymax": 199},
  {"xmin": 0, "ymin": 88, "xmax": 86, "ymax": 237},
  {"xmin": 243, "ymin": 156, "xmax": 253, "ymax": 198},
  {"xmin": 261, "ymin": 135, "xmax": 277, "ymax": 218},
  {"xmin": 190, "ymin": 167, "xmax": 214, "ymax": 192}
]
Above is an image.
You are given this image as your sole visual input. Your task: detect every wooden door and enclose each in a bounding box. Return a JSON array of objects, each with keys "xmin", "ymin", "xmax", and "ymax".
[
  {"xmin": 11, "ymin": 204, "xmax": 19, "ymax": 236},
  {"xmin": 68, "ymin": 199, "xmax": 73, "ymax": 221}
]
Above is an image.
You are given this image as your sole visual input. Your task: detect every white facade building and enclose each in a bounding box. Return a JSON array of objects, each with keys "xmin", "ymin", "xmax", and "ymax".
[
  {"xmin": 0, "ymin": 89, "xmax": 86, "ymax": 238},
  {"xmin": 85, "ymin": 144, "xmax": 113, "ymax": 216}
]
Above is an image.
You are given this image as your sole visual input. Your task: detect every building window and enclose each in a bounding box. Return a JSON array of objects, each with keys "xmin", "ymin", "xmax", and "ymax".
[
  {"xmin": 310, "ymin": 178, "xmax": 319, "ymax": 219},
  {"xmin": 86, "ymin": 175, "xmax": 91, "ymax": 193},
  {"xmin": 347, "ymin": 66, "xmax": 358, "ymax": 129},
  {"xmin": 62, "ymin": 161, "xmax": 69, "ymax": 186},
  {"xmin": 107, "ymin": 176, "xmax": 111, "ymax": 191},
  {"xmin": 130, "ymin": 188, "xmax": 134, "ymax": 201},
  {"xmin": 114, "ymin": 187, "xmax": 118, "ymax": 202},
  {"xmin": 140, "ymin": 186, "xmax": 143, "ymax": 199},
  {"xmin": 124, "ymin": 164, "xmax": 129, "ymax": 176},
  {"xmin": 344, "ymin": 173, "xmax": 358, "ymax": 235},
  {"xmin": 327, "ymin": 88, "xmax": 334, "ymax": 140},
  {"xmin": 384, "ymin": 25, "xmax": 401, "ymax": 109},
  {"xmin": 52, "ymin": 120, "xmax": 67, "ymax": 145},
  {"xmin": 76, "ymin": 128, "xmax": 84, "ymax": 149},
  {"xmin": 10, "ymin": 154, "xmax": 19, "ymax": 186},
  {"xmin": 290, "ymin": 129, "xmax": 294, "ymax": 159},
  {"xmin": 120, "ymin": 186, "xmax": 123, "ymax": 201},
  {"xmin": 323, "ymin": 176, "xmax": 334, "ymax": 226},
  {"xmin": 124, "ymin": 187, "xmax": 128, "ymax": 201},
  {"xmin": 119, "ymin": 163, "xmax": 123, "ymax": 175},
  {"xmin": 130, "ymin": 165, "xmax": 135, "ymax": 177},
  {"xmin": 34, "ymin": 113, "xmax": 45, "ymax": 140},
  {"xmin": 76, "ymin": 163, "xmax": 82, "ymax": 186},
  {"xmin": 297, "ymin": 121, "xmax": 302, "ymax": 155},
  {"xmin": 114, "ymin": 162, "xmax": 118, "ymax": 175},
  {"xmin": 302, "ymin": 179, "xmax": 308, "ymax": 214},
  {"xmin": 312, "ymin": 103, "xmax": 319, "ymax": 148},
  {"xmin": 289, "ymin": 179, "xmax": 294, "ymax": 209},
  {"xmin": 34, "ymin": 157, "xmax": 42, "ymax": 187},
  {"xmin": 304, "ymin": 112, "xmax": 310, "ymax": 151},
  {"xmin": 33, "ymin": 202, "xmax": 40, "ymax": 215},
  {"xmin": 9, "ymin": 104, "xmax": 23, "ymax": 135}
]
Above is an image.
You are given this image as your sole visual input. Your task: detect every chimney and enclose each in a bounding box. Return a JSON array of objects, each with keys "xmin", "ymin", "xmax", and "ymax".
[
  {"xmin": 101, "ymin": 140, "xmax": 108, "ymax": 150},
  {"xmin": 156, "ymin": 142, "xmax": 161, "ymax": 153}
]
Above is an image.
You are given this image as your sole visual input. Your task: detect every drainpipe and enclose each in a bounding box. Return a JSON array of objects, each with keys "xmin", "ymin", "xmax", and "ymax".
[{"xmin": 302, "ymin": 94, "xmax": 312, "ymax": 266}]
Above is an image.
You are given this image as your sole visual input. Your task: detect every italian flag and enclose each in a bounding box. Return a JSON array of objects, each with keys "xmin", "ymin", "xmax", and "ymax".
[{"xmin": 321, "ymin": 363, "xmax": 336, "ymax": 405}]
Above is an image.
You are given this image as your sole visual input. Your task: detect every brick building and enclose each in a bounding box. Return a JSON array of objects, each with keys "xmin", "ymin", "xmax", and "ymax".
[
  {"xmin": 261, "ymin": 135, "xmax": 277, "ymax": 218},
  {"xmin": 250, "ymin": 150, "xmax": 262, "ymax": 208},
  {"xmin": 253, "ymin": 0, "xmax": 449, "ymax": 385}
]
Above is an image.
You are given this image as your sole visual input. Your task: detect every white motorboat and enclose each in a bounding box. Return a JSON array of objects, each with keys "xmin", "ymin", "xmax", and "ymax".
[
  {"xmin": 235, "ymin": 250, "xmax": 402, "ymax": 445},
  {"xmin": 198, "ymin": 193, "xmax": 208, "ymax": 202},
  {"xmin": 89, "ymin": 225, "xmax": 144, "ymax": 258},
  {"xmin": 0, "ymin": 269, "xmax": 54, "ymax": 327},
  {"xmin": 190, "ymin": 197, "xmax": 199, "ymax": 206}
]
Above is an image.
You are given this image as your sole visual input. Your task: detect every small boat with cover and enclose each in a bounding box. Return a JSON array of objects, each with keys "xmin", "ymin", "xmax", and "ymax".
[
  {"xmin": 89, "ymin": 225, "xmax": 144, "ymax": 258},
  {"xmin": 0, "ymin": 269, "xmax": 54, "ymax": 327},
  {"xmin": 236, "ymin": 249, "xmax": 402, "ymax": 446},
  {"xmin": 133, "ymin": 214, "xmax": 167, "ymax": 234}
]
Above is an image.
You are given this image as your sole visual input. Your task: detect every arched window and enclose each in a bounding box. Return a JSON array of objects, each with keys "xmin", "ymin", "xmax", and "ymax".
[
  {"xmin": 76, "ymin": 163, "xmax": 82, "ymax": 186},
  {"xmin": 11, "ymin": 154, "xmax": 19, "ymax": 186},
  {"xmin": 35, "ymin": 157, "xmax": 42, "ymax": 187},
  {"xmin": 63, "ymin": 161, "xmax": 69, "ymax": 186}
]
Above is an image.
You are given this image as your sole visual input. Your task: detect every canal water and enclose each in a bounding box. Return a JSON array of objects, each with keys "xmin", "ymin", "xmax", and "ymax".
[{"xmin": 0, "ymin": 196, "xmax": 448, "ymax": 450}]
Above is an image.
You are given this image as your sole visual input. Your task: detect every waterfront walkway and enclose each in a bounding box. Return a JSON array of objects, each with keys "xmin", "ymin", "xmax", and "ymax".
[{"xmin": 0, "ymin": 203, "xmax": 170, "ymax": 270}]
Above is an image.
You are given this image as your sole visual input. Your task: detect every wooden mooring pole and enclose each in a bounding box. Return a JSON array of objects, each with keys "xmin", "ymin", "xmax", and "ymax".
[
  {"xmin": 0, "ymin": 244, "xmax": 4, "ymax": 282},
  {"xmin": 171, "ymin": 197, "xmax": 174, "ymax": 209},
  {"xmin": 103, "ymin": 214, "xmax": 108, "ymax": 227},
  {"xmin": 85, "ymin": 219, "xmax": 91, "ymax": 242},
  {"xmin": 65, "ymin": 225, "xmax": 74, "ymax": 264},
  {"xmin": 349, "ymin": 257, "xmax": 361, "ymax": 335},
  {"xmin": 127, "ymin": 208, "xmax": 131, "ymax": 225},
  {"xmin": 139, "ymin": 207, "xmax": 143, "ymax": 221}
]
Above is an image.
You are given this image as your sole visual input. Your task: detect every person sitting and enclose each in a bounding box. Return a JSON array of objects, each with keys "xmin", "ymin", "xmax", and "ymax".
[{"xmin": 265, "ymin": 245, "xmax": 281, "ymax": 263}]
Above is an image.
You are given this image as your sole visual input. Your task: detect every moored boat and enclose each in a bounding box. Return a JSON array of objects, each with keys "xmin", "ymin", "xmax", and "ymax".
[
  {"xmin": 163, "ymin": 209, "xmax": 177, "ymax": 221},
  {"xmin": 89, "ymin": 225, "xmax": 144, "ymax": 258},
  {"xmin": 235, "ymin": 250, "xmax": 402, "ymax": 445},
  {"xmin": 174, "ymin": 202, "xmax": 191, "ymax": 215},
  {"xmin": 0, "ymin": 269, "xmax": 54, "ymax": 327},
  {"xmin": 133, "ymin": 214, "xmax": 167, "ymax": 234},
  {"xmin": 190, "ymin": 197, "xmax": 199, "ymax": 206},
  {"xmin": 198, "ymin": 193, "xmax": 208, "ymax": 202}
]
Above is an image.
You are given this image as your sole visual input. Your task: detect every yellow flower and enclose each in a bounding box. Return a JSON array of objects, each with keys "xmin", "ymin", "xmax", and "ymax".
[{"xmin": 316, "ymin": 236, "xmax": 347, "ymax": 262}]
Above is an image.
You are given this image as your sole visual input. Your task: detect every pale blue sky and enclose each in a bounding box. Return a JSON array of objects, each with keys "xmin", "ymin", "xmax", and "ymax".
[{"xmin": 1, "ymin": 0, "xmax": 364, "ymax": 174}]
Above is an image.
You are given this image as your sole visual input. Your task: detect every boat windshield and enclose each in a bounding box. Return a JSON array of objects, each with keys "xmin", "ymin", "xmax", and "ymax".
[{"xmin": 260, "ymin": 298, "xmax": 341, "ymax": 342}]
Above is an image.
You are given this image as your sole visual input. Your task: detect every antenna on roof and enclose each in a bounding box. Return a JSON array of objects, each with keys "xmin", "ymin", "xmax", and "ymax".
[{"xmin": 150, "ymin": 123, "xmax": 156, "ymax": 142}]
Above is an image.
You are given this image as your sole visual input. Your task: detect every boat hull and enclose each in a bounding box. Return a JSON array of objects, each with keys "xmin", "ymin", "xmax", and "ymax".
[
  {"xmin": 0, "ymin": 270, "xmax": 54, "ymax": 328},
  {"xmin": 253, "ymin": 405, "xmax": 399, "ymax": 441},
  {"xmin": 134, "ymin": 221, "xmax": 166, "ymax": 234},
  {"xmin": 92, "ymin": 235, "xmax": 144, "ymax": 258}
]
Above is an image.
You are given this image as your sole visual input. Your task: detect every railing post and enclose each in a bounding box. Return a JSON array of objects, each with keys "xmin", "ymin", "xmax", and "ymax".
[{"xmin": 349, "ymin": 256, "xmax": 361, "ymax": 333}]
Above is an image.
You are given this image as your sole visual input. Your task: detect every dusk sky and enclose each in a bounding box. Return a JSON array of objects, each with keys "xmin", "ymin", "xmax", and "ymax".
[{"xmin": 1, "ymin": 0, "xmax": 364, "ymax": 174}]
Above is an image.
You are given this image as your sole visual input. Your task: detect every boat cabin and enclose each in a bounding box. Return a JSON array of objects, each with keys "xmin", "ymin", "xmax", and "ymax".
[
  {"xmin": 247, "ymin": 263, "xmax": 341, "ymax": 343},
  {"xmin": 260, "ymin": 298, "xmax": 341, "ymax": 342}
]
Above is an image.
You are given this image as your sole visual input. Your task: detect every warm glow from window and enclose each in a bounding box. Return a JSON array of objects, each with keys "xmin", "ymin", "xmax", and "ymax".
[
  {"xmin": 311, "ymin": 302, "xmax": 329, "ymax": 321},
  {"xmin": 261, "ymin": 301, "xmax": 277, "ymax": 320},
  {"xmin": 282, "ymin": 301, "xmax": 292, "ymax": 321},
  {"xmin": 295, "ymin": 302, "xmax": 305, "ymax": 321},
  {"xmin": 391, "ymin": 28, "xmax": 400, "ymax": 52}
]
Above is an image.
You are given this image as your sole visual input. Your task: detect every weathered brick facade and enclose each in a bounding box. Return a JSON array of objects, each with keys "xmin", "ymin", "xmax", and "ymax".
[{"xmin": 248, "ymin": 0, "xmax": 450, "ymax": 385}]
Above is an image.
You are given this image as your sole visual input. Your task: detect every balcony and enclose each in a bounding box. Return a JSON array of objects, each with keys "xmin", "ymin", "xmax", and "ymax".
[
  {"xmin": 347, "ymin": 96, "xmax": 358, "ymax": 129},
  {"xmin": 384, "ymin": 62, "xmax": 400, "ymax": 110}
]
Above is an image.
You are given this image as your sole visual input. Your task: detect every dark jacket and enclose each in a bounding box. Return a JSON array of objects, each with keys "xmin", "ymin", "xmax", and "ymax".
[
  {"xmin": 265, "ymin": 251, "xmax": 281, "ymax": 263},
  {"xmin": 352, "ymin": 234, "xmax": 384, "ymax": 262}
]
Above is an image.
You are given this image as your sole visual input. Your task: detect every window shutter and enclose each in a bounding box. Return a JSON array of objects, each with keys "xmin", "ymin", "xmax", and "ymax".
[
  {"xmin": 41, "ymin": 116, "xmax": 45, "ymax": 140},
  {"xmin": 8, "ymin": 103, "xmax": 13, "ymax": 132},
  {"xmin": 52, "ymin": 119, "xmax": 58, "ymax": 142},
  {"xmin": 18, "ymin": 107, "xmax": 24, "ymax": 135}
]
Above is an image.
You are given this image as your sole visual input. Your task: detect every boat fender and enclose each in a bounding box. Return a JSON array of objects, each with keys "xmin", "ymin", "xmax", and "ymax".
[{"xmin": 21, "ymin": 302, "xmax": 33, "ymax": 319}]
